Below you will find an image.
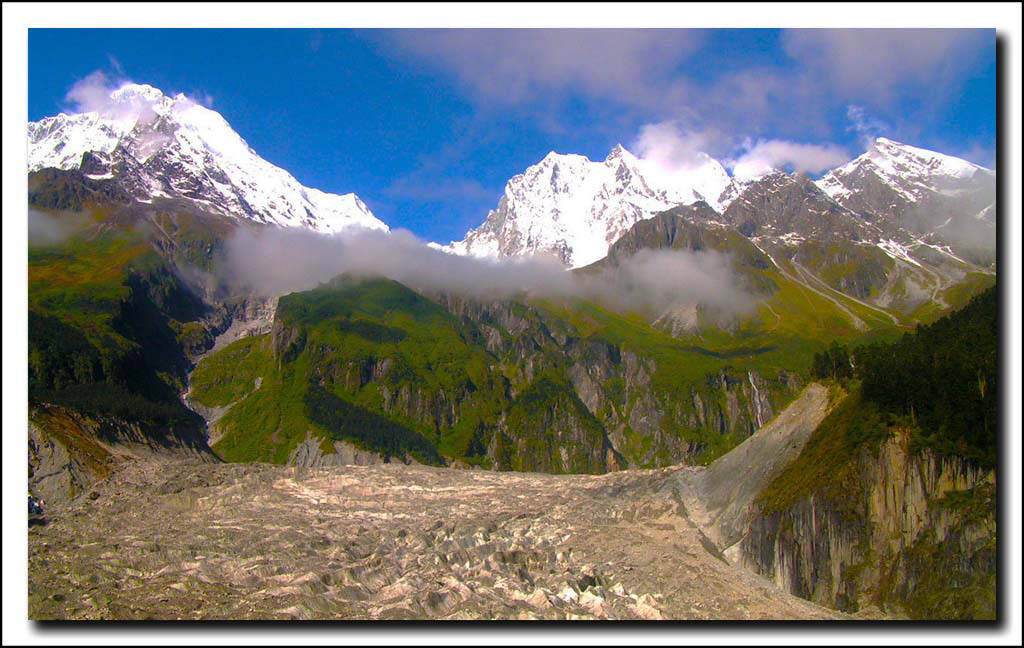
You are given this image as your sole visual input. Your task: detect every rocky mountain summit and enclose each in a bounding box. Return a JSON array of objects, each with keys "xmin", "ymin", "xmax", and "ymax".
[
  {"xmin": 817, "ymin": 138, "xmax": 996, "ymax": 265},
  {"xmin": 436, "ymin": 144, "xmax": 731, "ymax": 268}
]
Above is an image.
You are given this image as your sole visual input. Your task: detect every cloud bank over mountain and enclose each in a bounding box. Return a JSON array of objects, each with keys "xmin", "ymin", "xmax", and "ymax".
[{"xmin": 220, "ymin": 226, "xmax": 757, "ymax": 318}]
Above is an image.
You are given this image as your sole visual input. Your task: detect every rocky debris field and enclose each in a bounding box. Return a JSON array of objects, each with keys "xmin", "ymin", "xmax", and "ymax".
[{"xmin": 27, "ymin": 459, "xmax": 847, "ymax": 621}]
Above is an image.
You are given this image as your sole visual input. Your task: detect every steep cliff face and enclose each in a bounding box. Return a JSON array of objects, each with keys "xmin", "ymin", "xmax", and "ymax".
[
  {"xmin": 671, "ymin": 383, "xmax": 835, "ymax": 557},
  {"xmin": 494, "ymin": 375, "xmax": 619, "ymax": 473},
  {"xmin": 740, "ymin": 428, "xmax": 995, "ymax": 619},
  {"xmin": 429, "ymin": 292, "xmax": 799, "ymax": 469}
]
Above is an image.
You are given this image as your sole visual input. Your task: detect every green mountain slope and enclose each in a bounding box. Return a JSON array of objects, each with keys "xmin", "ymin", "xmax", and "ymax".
[{"xmin": 191, "ymin": 274, "xmax": 824, "ymax": 470}]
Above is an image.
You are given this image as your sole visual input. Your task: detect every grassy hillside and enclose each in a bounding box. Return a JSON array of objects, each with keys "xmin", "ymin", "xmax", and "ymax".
[
  {"xmin": 28, "ymin": 218, "xmax": 208, "ymax": 429},
  {"xmin": 198, "ymin": 277, "xmax": 509, "ymax": 466}
]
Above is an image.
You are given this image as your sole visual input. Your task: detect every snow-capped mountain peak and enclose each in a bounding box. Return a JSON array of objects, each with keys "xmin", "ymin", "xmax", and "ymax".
[
  {"xmin": 817, "ymin": 137, "xmax": 992, "ymax": 204},
  {"xmin": 870, "ymin": 137, "xmax": 989, "ymax": 179},
  {"xmin": 813, "ymin": 137, "xmax": 995, "ymax": 263},
  {"xmin": 438, "ymin": 144, "xmax": 731, "ymax": 268},
  {"xmin": 28, "ymin": 82, "xmax": 387, "ymax": 234}
]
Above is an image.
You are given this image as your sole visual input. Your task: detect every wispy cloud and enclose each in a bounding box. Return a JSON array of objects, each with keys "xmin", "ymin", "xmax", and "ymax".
[
  {"xmin": 384, "ymin": 175, "xmax": 495, "ymax": 204},
  {"xmin": 65, "ymin": 71, "xmax": 126, "ymax": 113},
  {"xmin": 374, "ymin": 28, "xmax": 992, "ymax": 154},
  {"xmin": 376, "ymin": 29, "xmax": 705, "ymax": 108},
  {"xmin": 63, "ymin": 69, "xmax": 218, "ymax": 122},
  {"xmin": 781, "ymin": 28, "xmax": 992, "ymax": 106},
  {"xmin": 845, "ymin": 105, "xmax": 891, "ymax": 151},
  {"xmin": 726, "ymin": 138, "xmax": 850, "ymax": 180},
  {"xmin": 953, "ymin": 142, "xmax": 996, "ymax": 170},
  {"xmin": 107, "ymin": 54, "xmax": 125, "ymax": 77},
  {"xmin": 63, "ymin": 70, "xmax": 164, "ymax": 124},
  {"xmin": 28, "ymin": 209, "xmax": 90, "ymax": 246}
]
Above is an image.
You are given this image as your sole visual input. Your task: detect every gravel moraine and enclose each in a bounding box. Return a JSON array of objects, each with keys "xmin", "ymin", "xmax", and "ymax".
[{"xmin": 27, "ymin": 457, "xmax": 851, "ymax": 621}]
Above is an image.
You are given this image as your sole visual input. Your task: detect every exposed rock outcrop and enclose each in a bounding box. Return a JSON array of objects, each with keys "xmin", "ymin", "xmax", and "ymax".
[
  {"xmin": 287, "ymin": 431, "xmax": 388, "ymax": 468},
  {"xmin": 28, "ymin": 403, "xmax": 218, "ymax": 509},
  {"xmin": 434, "ymin": 293, "xmax": 798, "ymax": 469},
  {"xmin": 739, "ymin": 429, "xmax": 996, "ymax": 619}
]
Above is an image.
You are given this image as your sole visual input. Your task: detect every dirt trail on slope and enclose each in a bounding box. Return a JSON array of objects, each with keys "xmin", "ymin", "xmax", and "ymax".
[
  {"xmin": 670, "ymin": 383, "xmax": 835, "ymax": 562},
  {"xmin": 28, "ymin": 453, "xmax": 845, "ymax": 620}
]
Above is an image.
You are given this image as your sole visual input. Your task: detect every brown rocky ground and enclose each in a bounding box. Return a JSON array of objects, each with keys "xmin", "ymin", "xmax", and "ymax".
[{"xmin": 28, "ymin": 458, "xmax": 848, "ymax": 621}]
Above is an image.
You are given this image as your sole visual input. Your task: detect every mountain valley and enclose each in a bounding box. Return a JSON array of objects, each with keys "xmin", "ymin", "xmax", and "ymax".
[{"xmin": 24, "ymin": 81, "xmax": 999, "ymax": 622}]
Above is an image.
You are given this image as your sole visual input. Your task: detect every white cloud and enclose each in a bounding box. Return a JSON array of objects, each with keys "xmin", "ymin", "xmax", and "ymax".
[
  {"xmin": 846, "ymin": 105, "xmax": 892, "ymax": 151},
  {"xmin": 726, "ymin": 138, "xmax": 851, "ymax": 180},
  {"xmin": 28, "ymin": 209, "xmax": 90, "ymax": 246},
  {"xmin": 628, "ymin": 121, "xmax": 852, "ymax": 182},
  {"xmin": 64, "ymin": 71, "xmax": 121, "ymax": 114},
  {"xmin": 64, "ymin": 70, "xmax": 160, "ymax": 124},
  {"xmin": 630, "ymin": 121, "xmax": 729, "ymax": 172},
  {"xmin": 368, "ymin": 28, "xmax": 993, "ymax": 157},
  {"xmin": 63, "ymin": 70, "xmax": 219, "ymax": 128},
  {"xmin": 377, "ymin": 29, "xmax": 704, "ymax": 107}
]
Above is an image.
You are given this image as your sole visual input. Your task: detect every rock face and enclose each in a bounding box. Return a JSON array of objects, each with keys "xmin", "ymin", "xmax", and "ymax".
[
  {"xmin": 817, "ymin": 138, "xmax": 996, "ymax": 266},
  {"xmin": 287, "ymin": 432, "xmax": 388, "ymax": 468},
  {"xmin": 722, "ymin": 171, "xmax": 871, "ymax": 243},
  {"xmin": 739, "ymin": 429, "xmax": 996, "ymax": 619},
  {"xmin": 433, "ymin": 293, "xmax": 797, "ymax": 470},
  {"xmin": 28, "ymin": 420, "xmax": 101, "ymax": 508},
  {"xmin": 207, "ymin": 295, "xmax": 278, "ymax": 355}
]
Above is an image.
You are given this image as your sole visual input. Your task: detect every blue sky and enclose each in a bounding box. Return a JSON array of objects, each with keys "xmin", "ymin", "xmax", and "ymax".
[{"xmin": 28, "ymin": 28, "xmax": 996, "ymax": 243}]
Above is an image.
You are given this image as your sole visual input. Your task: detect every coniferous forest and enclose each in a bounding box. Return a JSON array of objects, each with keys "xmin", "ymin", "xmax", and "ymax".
[{"xmin": 812, "ymin": 286, "xmax": 998, "ymax": 468}]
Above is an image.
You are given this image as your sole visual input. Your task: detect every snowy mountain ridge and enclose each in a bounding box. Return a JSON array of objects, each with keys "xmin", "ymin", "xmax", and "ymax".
[
  {"xmin": 441, "ymin": 137, "xmax": 993, "ymax": 269},
  {"xmin": 816, "ymin": 137, "xmax": 993, "ymax": 204},
  {"xmin": 28, "ymin": 83, "xmax": 993, "ymax": 270},
  {"xmin": 28, "ymin": 83, "xmax": 387, "ymax": 234},
  {"xmin": 436, "ymin": 144, "xmax": 732, "ymax": 268}
]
